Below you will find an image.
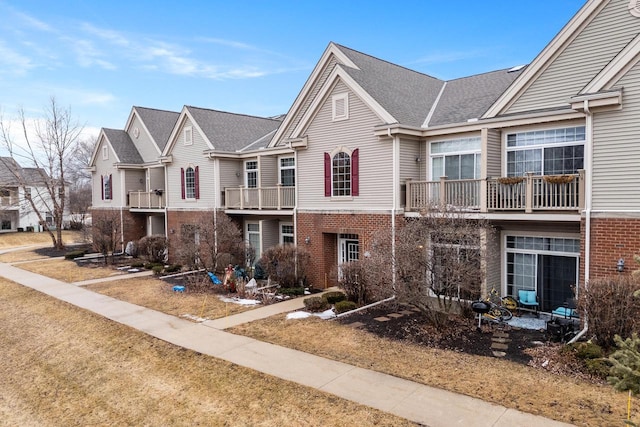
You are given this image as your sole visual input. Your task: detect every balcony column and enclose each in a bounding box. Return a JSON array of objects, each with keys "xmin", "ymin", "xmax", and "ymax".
[
  {"xmin": 525, "ymin": 172, "xmax": 533, "ymax": 213},
  {"xmin": 480, "ymin": 179, "xmax": 488, "ymax": 213},
  {"xmin": 240, "ymin": 186, "xmax": 245, "ymax": 210},
  {"xmin": 277, "ymin": 183, "xmax": 282, "ymax": 210},
  {"xmin": 578, "ymin": 169, "xmax": 586, "ymax": 210},
  {"xmin": 439, "ymin": 176, "xmax": 447, "ymax": 207},
  {"xmin": 405, "ymin": 178, "xmax": 412, "ymax": 212}
]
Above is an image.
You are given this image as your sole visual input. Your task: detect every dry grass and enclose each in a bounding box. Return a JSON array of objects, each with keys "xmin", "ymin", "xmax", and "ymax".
[
  {"xmin": 16, "ymin": 259, "xmax": 124, "ymax": 283},
  {"xmin": 229, "ymin": 315, "xmax": 637, "ymax": 427},
  {"xmin": 0, "ymin": 230, "xmax": 86, "ymax": 249},
  {"xmin": 0, "ymin": 278, "xmax": 414, "ymax": 426},
  {"xmin": 85, "ymin": 276, "xmax": 257, "ymax": 320}
]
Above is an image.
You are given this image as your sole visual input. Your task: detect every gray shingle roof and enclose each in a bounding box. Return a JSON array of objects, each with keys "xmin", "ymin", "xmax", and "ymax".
[
  {"xmin": 427, "ymin": 68, "xmax": 524, "ymax": 127},
  {"xmin": 333, "ymin": 43, "xmax": 525, "ymax": 128},
  {"xmin": 0, "ymin": 157, "xmax": 49, "ymax": 186},
  {"xmin": 134, "ymin": 106, "xmax": 180, "ymax": 151},
  {"xmin": 186, "ymin": 106, "xmax": 283, "ymax": 152},
  {"xmin": 335, "ymin": 44, "xmax": 445, "ymax": 127},
  {"xmin": 103, "ymin": 128, "xmax": 143, "ymax": 164}
]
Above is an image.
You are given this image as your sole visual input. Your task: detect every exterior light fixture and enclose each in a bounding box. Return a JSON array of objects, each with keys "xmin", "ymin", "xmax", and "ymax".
[
  {"xmin": 304, "ymin": 236, "xmax": 311, "ymax": 245},
  {"xmin": 617, "ymin": 258, "xmax": 625, "ymax": 272}
]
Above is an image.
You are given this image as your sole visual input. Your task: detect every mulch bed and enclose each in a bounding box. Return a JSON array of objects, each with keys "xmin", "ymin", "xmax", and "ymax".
[{"xmin": 337, "ymin": 302, "xmax": 548, "ymax": 365}]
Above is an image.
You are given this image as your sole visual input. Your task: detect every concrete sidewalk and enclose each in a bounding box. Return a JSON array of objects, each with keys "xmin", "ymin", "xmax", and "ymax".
[{"xmin": 0, "ymin": 262, "xmax": 574, "ymax": 427}]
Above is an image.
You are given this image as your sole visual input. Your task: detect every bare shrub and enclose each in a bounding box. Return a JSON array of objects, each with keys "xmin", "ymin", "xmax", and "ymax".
[
  {"xmin": 333, "ymin": 259, "xmax": 391, "ymax": 306},
  {"xmin": 258, "ymin": 245, "xmax": 311, "ymax": 288},
  {"xmin": 138, "ymin": 235, "xmax": 168, "ymax": 264},
  {"xmin": 175, "ymin": 212, "xmax": 245, "ymax": 273},
  {"xmin": 578, "ymin": 275, "xmax": 640, "ymax": 348},
  {"xmin": 92, "ymin": 211, "xmax": 125, "ymax": 264}
]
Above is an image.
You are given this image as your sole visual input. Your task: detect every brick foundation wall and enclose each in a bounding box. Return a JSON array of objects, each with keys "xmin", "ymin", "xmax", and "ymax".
[
  {"xmin": 90, "ymin": 208, "xmax": 146, "ymax": 252},
  {"xmin": 584, "ymin": 217, "xmax": 640, "ymax": 281},
  {"xmin": 166, "ymin": 209, "xmax": 217, "ymax": 263},
  {"xmin": 297, "ymin": 212, "xmax": 400, "ymax": 289}
]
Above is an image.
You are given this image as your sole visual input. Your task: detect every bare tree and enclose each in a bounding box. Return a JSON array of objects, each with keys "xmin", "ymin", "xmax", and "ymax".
[
  {"xmin": 364, "ymin": 205, "xmax": 492, "ymax": 327},
  {"xmin": 0, "ymin": 97, "xmax": 84, "ymax": 249},
  {"xmin": 91, "ymin": 210, "xmax": 123, "ymax": 264},
  {"xmin": 176, "ymin": 212, "xmax": 245, "ymax": 272},
  {"xmin": 67, "ymin": 138, "xmax": 95, "ymax": 229}
]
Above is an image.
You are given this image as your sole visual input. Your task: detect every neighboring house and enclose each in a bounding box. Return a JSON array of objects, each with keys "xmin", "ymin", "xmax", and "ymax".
[
  {"xmin": 0, "ymin": 157, "xmax": 59, "ymax": 232},
  {"xmin": 91, "ymin": 0, "xmax": 640, "ymax": 314}
]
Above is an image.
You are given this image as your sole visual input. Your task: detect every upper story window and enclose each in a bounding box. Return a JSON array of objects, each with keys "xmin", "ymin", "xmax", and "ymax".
[
  {"xmin": 102, "ymin": 174, "xmax": 112, "ymax": 200},
  {"xmin": 245, "ymin": 160, "xmax": 258, "ymax": 188},
  {"xmin": 506, "ymin": 126, "xmax": 585, "ymax": 177},
  {"xmin": 184, "ymin": 126, "xmax": 193, "ymax": 146},
  {"xmin": 332, "ymin": 93, "xmax": 349, "ymax": 121},
  {"xmin": 279, "ymin": 157, "xmax": 295, "ymax": 187},
  {"xmin": 180, "ymin": 166, "xmax": 199, "ymax": 200},
  {"xmin": 102, "ymin": 145, "xmax": 109, "ymax": 160},
  {"xmin": 430, "ymin": 137, "xmax": 481, "ymax": 180},
  {"xmin": 324, "ymin": 148, "xmax": 359, "ymax": 197}
]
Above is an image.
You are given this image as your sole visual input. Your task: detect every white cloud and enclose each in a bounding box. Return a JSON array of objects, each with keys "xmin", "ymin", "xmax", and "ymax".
[{"xmin": 0, "ymin": 41, "xmax": 35, "ymax": 74}]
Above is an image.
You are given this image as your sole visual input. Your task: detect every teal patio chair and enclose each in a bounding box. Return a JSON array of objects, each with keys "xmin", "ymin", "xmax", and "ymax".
[{"xmin": 517, "ymin": 289, "xmax": 539, "ymax": 317}]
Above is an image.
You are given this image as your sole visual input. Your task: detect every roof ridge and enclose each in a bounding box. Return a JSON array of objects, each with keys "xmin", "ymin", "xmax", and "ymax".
[
  {"xmin": 185, "ymin": 105, "xmax": 282, "ymax": 122},
  {"xmin": 133, "ymin": 106, "xmax": 180, "ymax": 114},
  {"xmin": 445, "ymin": 66, "xmax": 527, "ymax": 83},
  {"xmin": 333, "ymin": 42, "xmax": 442, "ymax": 82}
]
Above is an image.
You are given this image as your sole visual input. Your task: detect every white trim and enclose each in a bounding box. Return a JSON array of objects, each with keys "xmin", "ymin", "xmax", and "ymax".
[
  {"xmin": 268, "ymin": 42, "xmax": 359, "ymax": 148},
  {"xmin": 582, "ymin": 33, "xmax": 640, "ymax": 93},
  {"xmin": 280, "ymin": 222, "xmax": 294, "ymax": 245},
  {"xmin": 332, "ymin": 92, "xmax": 349, "ymax": 121},
  {"xmin": 422, "ymin": 82, "xmax": 447, "ymax": 128},
  {"xmin": 483, "ymin": 0, "xmax": 609, "ymax": 118},
  {"xmin": 162, "ymin": 107, "xmax": 215, "ymax": 157},
  {"xmin": 290, "ymin": 65, "xmax": 396, "ymax": 139}
]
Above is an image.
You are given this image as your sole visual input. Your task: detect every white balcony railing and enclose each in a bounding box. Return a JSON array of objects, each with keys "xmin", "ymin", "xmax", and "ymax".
[
  {"xmin": 406, "ymin": 171, "xmax": 584, "ymax": 213},
  {"xmin": 225, "ymin": 185, "xmax": 295, "ymax": 210},
  {"xmin": 128, "ymin": 190, "xmax": 165, "ymax": 209}
]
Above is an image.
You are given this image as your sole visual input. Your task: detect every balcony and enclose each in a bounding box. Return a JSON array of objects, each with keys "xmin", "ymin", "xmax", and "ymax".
[
  {"xmin": 0, "ymin": 195, "xmax": 19, "ymax": 209},
  {"xmin": 225, "ymin": 185, "xmax": 295, "ymax": 210},
  {"xmin": 406, "ymin": 171, "xmax": 585, "ymax": 214},
  {"xmin": 128, "ymin": 190, "xmax": 165, "ymax": 209}
]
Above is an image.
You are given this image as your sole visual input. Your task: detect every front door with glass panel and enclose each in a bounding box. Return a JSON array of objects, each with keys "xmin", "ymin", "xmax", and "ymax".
[{"xmin": 337, "ymin": 234, "xmax": 359, "ymax": 280}]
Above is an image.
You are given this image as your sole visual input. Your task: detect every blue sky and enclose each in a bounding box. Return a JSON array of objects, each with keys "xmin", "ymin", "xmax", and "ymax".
[{"xmin": 0, "ymin": 0, "xmax": 586, "ymax": 141}]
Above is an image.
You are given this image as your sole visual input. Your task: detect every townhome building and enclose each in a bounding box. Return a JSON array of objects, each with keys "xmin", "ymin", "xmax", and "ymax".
[
  {"xmin": 0, "ymin": 157, "xmax": 62, "ymax": 232},
  {"xmin": 91, "ymin": 0, "xmax": 640, "ymax": 315}
]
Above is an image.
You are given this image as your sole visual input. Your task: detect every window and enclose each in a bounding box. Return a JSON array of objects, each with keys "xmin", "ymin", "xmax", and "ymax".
[
  {"xmin": 180, "ymin": 166, "xmax": 199, "ymax": 199},
  {"xmin": 101, "ymin": 174, "xmax": 112, "ymax": 200},
  {"xmin": 181, "ymin": 224, "xmax": 201, "ymax": 246},
  {"xmin": 332, "ymin": 93, "xmax": 349, "ymax": 121},
  {"xmin": 279, "ymin": 157, "xmax": 295, "ymax": 186},
  {"xmin": 1, "ymin": 219, "xmax": 11, "ymax": 230},
  {"xmin": 247, "ymin": 222, "xmax": 261, "ymax": 261},
  {"xmin": 506, "ymin": 126, "xmax": 585, "ymax": 177},
  {"xmin": 324, "ymin": 148, "xmax": 359, "ymax": 197},
  {"xmin": 102, "ymin": 145, "xmax": 109, "ymax": 160},
  {"xmin": 184, "ymin": 127, "xmax": 193, "ymax": 146},
  {"xmin": 245, "ymin": 161, "xmax": 258, "ymax": 188},
  {"xmin": 430, "ymin": 137, "xmax": 481, "ymax": 180},
  {"xmin": 24, "ymin": 188, "xmax": 31, "ymax": 200},
  {"xmin": 281, "ymin": 223, "xmax": 294, "ymax": 244}
]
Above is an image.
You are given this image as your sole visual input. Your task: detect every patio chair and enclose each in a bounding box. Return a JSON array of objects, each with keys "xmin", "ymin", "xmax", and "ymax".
[
  {"xmin": 517, "ymin": 289, "xmax": 539, "ymax": 317},
  {"xmin": 551, "ymin": 299, "xmax": 579, "ymax": 320}
]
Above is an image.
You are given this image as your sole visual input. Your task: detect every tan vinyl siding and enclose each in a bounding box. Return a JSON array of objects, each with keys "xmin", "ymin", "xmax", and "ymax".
[
  {"xmin": 219, "ymin": 159, "xmax": 242, "ymax": 206},
  {"xmin": 129, "ymin": 115, "xmax": 160, "ymax": 161},
  {"xmin": 166, "ymin": 117, "xmax": 215, "ymax": 208},
  {"xmin": 92, "ymin": 139, "xmax": 119, "ymax": 207},
  {"xmin": 592, "ymin": 62, "xmax": 640, "ymax": 210},
  {"xmin": 484, "ymin": 228, "xmax": 501, "ymax": 295},
  {"xmin": 260, "ymin": 156, "xmax": 278, "ymax": 187},
  {"xmin": 507, "ymin": 0, "xmax": 638, "ymax": 114},
  {"xmin": 124, "ymin": 170, "xmax": 145, "ymax": 194},
  {"xmin": 261, "ymin": 219, "xmax": 279, "ymax": 253},
  {"xmin": 399, "ymin": 139, "xmax": 422, "ymax": 182},
  {"xmin": 485, "ymin": 129, "xmax": 501, "ymax": 178},
  {"xmin": 297, "ymin": 80, "xmax": 391, "ymax": 211},
  {"xmin": 277, "ymin": 55, "xmax": 340, "ymax": 143}
]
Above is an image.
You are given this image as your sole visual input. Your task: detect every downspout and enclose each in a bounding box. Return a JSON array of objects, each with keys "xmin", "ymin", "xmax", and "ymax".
[
  {"xmin": 293, "ymin": 145, "xmax": 299, "ymax": 280},
  {"xmin": 389, "ymin": 128, "xmax": 397, "ymax": 293},
  {"xmin": 120, "ymin": 170, "xmax": 125, "ymax": 253},
  {"xmin": 569, "ymin": 99, "xmax": 592, "ymax": 343},
  {"xmin": 163, "ymin": 163, "xmax": 169, "ymax": 258},
  {"xmin": 213, "ymin": 158, "xmax": 218, "ymax": 257}
]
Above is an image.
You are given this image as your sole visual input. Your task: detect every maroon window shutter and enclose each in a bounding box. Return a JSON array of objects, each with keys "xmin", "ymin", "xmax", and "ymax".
[
  {"xmin": 324, "ymin": 153, "xmax": 331, "ymax": 197},
  {"xmin": 195, "ymin": 166, "xmax": 200, "ymax": 199},
  {"xmin": 180, "ymin": 168, "xmax": 185, "ymax": 199},
  {"xmin": 351, "ymin": 149, "xmax": 359, "ymax": 196},
  {"xmin": 101, "ymin": 175, "xmax": 104, "ymax": 200}
]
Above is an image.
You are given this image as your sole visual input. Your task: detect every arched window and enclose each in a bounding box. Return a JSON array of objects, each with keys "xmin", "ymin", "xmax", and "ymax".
[
  {"xmin": 324, "ymin": 148, "xmax": 359, "ymax": 197},
  {"xmin": 180, "ymin": 166, "xmax": 200, "ymax": 200}
]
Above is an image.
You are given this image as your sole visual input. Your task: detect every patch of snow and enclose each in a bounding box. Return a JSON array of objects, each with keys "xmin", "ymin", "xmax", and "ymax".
[
  {"xmin": 127, "ymin": 268, "xmax": 141, "ymax": 273},
  {"xmin": 181, "ymin": 314, "xmax": 208, "ymax": 322},
  {"xmin": 304, "ymin": 290, "xmax": 311, "ymax": 295},
  {"xmin": 286, "ymin": 308, "xmax": 336, "ymax": 320},
  {"xmin": 218, "ymin": 296, "xmax": 261, "ymax": 306}
]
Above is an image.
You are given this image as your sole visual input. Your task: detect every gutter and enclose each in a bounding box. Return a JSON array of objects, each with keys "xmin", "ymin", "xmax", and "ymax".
[{"xmin": 569, "ymin": 99, "xmax": 592, "ymax": 344}]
